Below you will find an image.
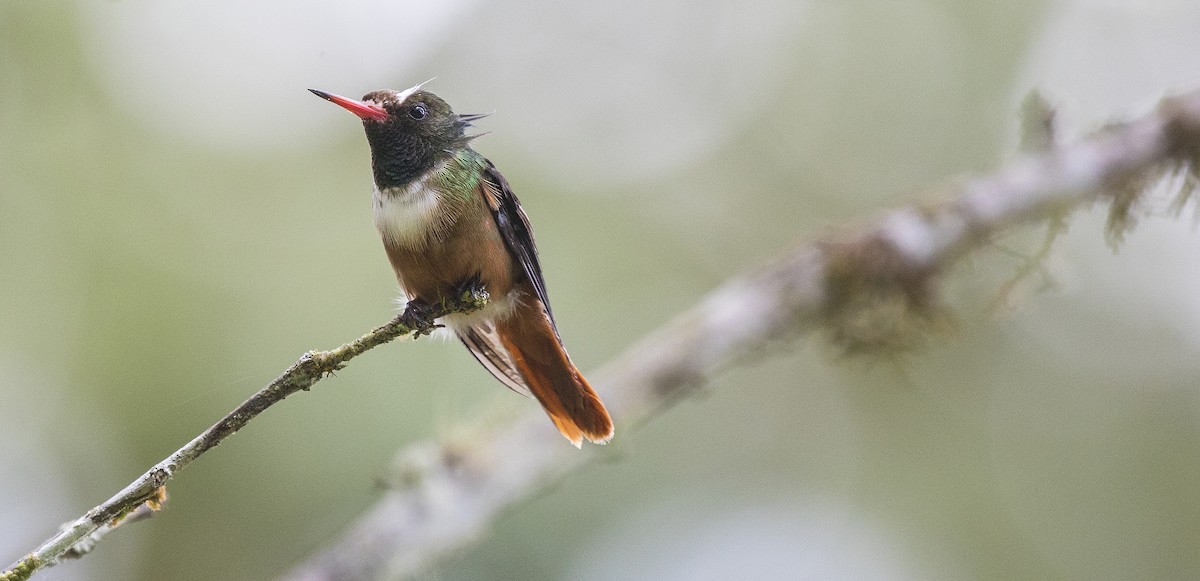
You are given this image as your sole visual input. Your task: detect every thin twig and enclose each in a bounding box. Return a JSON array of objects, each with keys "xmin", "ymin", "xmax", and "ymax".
[
  {"xmin": 281, "ymin": 90, "xmax": 1200, "ymax": 581},
  {"xmin": 1, "ymin": 290, "xmax": 490, "ymax": 581}
]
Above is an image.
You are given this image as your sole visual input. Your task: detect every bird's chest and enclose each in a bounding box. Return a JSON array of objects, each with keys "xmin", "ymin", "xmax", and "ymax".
[
  {"xmin": 373, "ymin": 182, "xmax": 447, "ymax": 248},
  {"xmin": 374, "ymin": 183, "xmax": 515, "ymax": 303}
]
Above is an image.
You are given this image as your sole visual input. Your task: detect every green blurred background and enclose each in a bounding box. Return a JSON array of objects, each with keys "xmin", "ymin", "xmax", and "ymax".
[{"xmin": 3, "ymin": 1, "xmax": 1200, "ymax": 579}]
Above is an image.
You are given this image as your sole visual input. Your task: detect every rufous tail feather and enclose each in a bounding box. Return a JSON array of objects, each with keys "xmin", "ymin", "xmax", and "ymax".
[{"xmin": 496, "ymin": 305, "xmax": 613, "ymax": 447}]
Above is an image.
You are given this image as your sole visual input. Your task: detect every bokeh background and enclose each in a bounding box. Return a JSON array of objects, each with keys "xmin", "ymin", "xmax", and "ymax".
[{"xmin": 4, "ymin": 1, "xmax": 1200, "ymax": 579}]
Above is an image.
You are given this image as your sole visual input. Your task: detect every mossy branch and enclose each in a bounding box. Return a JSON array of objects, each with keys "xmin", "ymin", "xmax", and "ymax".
[
  {"xmin": 282, "ymin": 90, "xmax": 1200, "ymax": 581},
  {"xmin": 0, "ymin": 289, "xmax": 490, "ymax": 581}
]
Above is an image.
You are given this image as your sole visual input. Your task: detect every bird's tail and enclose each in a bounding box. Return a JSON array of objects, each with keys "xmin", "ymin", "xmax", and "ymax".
[{"xmin": 495, "ymin": 304, "xmax": 613, "ymax": 447}]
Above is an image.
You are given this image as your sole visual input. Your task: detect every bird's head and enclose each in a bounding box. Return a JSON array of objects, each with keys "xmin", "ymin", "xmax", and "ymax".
[{"xmin": 310, "ymin": 81, "xmax": 488, "ymax": 189}]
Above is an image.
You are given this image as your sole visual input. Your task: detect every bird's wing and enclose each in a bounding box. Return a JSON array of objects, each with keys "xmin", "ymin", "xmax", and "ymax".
[
  {"xmin": 455, "ymin": 158, "xmax": 559, "ymax": 398},
  {"xmin": 479, "ymin": 159, "xmax": 559, "ymax": 333}
]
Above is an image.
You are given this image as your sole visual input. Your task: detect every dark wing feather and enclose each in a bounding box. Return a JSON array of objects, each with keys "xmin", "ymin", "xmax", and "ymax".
[
  {"xmin": 458, "ymin": 324, "xmax": 531, "ymax": 397},
  {"xmin": 480, "ymin": 160, "xmax": 558, "ymax": 332},
  {"xmin": 457, "ymin": 159, "xmax": 559, "ymax": 397}
]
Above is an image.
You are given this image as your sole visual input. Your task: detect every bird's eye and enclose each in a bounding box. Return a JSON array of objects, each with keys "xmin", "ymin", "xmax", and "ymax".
[{"xmin": 408, "ymin": 104, "xmax": 428, "ymax": 120}]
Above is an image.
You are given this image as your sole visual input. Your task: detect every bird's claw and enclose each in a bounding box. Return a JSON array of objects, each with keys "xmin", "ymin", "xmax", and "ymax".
[
  {"xmin": 402, "ymin": 299, "xmax": 440, "ymax": 338},
  {"xmin": 453, "ymin": 274, "xmax": 490, "ymax": 310}
]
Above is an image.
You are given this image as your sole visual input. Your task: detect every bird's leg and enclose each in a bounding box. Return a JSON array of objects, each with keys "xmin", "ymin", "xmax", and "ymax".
[{"xmin": 401, "ymin": 298, "xmax": 441, "ymax": 338}]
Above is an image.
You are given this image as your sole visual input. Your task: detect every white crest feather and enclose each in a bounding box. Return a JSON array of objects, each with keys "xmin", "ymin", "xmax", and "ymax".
[{"xmin": 394, "ymin": 77, "xmax": 437, "ymax": 105}]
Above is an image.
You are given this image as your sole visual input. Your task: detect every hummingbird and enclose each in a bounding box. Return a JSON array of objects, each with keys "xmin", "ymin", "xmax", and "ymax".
[{"xmin": 310, "ymin": 82, "xmax": 613, "ymax": 447}]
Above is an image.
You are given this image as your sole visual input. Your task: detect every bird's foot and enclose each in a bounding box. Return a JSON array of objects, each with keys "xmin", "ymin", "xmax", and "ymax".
[
  {"xmin": 452, "ymin": 274, "xmax": 490, "ymax": 312},
  {"xmin": 401, "ymin": 299, "xmax": 441, "ymax": 338}
]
